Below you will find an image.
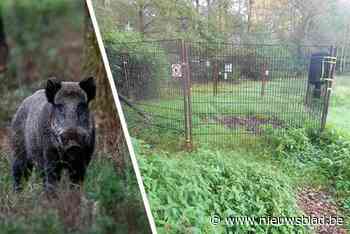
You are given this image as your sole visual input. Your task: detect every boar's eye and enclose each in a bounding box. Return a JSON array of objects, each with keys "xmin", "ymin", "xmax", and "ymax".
[
  {"xmin": 55, "ymin": 104, "xmax": 64, "ymax": 113},
  {"xmin": 77, "ymin": 102, "xmax": 89, "ymax": 124},
  {"xmin": 77, "ymin": 102, "xmax": 88, "ymax": 112},
  {"xmin": 54, "ymin": 104, "xmax": 65, "ymax": 121}
]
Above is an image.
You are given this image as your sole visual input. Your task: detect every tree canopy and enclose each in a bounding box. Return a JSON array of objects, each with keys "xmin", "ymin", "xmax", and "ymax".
[{"xmin": 94, "ymin": 0, "xmax": 350, "ymax": 46}]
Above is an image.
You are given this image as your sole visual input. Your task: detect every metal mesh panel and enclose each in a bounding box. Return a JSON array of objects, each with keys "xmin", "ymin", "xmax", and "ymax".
[
  {"xmin": 337, "ymin": 44, "xmax": 350, "ymax": 73},
  {"xmin": 188, "ymin": 43, "xmax": 331, "ymax": 141},
  {"xmin": 107, "ymin": 40, "xmax": 336, "ymax": 145},
  {"xmin": 107, "ymin": 40, "xmax": 185, "ymax": 134}
]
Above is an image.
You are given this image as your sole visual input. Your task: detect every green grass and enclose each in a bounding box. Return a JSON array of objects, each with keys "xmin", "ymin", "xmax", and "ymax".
[
  {"xmin": 328, "ymin": 74, "xmax": 350, "ymax": 132},
  {"xmin": 125, "ymin": 78, "xmax": 325, "ymax": 146}
]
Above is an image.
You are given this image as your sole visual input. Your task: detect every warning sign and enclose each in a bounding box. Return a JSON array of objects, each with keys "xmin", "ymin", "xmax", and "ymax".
[{"xmin": 172, "ymin": 64, "xmax": 182, "ymax": 78}]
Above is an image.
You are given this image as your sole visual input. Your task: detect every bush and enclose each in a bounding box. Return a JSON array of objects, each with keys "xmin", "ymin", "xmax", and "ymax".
[
  {"xmin": 313, "ymin": 129, "xmax": 350, "ymax": 191},
  {"xmin": 267, "ymin": 127, "xmax": 350, "ymax": 195},
  {"xmin": 266, "ymin": 128, "xmax": 319, "ymax": 162},
  {"xmin": 104, "ymin": 31, "xmax": 170, "ymax": 100}
]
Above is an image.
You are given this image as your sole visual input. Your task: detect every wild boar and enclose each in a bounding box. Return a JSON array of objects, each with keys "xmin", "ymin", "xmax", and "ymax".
[{"xmin": 11, "ymin": 77, "xmax": 96, "ymax": 192}]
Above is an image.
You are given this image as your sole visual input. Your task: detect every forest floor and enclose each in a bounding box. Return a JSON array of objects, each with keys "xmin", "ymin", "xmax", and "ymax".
[{"xmin": 298, "ymin": 187, "xmax": 347, "ymax": 234}]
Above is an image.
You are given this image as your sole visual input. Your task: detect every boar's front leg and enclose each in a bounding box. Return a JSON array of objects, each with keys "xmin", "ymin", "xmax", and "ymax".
[
  {"xmin": 12, "ymin": 158, "xmax": 33, "ymax": 192},
  {"xmin": 43, "ymin": 148, "xmax": 62, "ymax": 193}
]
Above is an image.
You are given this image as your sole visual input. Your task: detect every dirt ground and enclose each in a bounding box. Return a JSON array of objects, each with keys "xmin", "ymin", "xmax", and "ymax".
[
  {"xmin": 298, "ymin": 187, "xmax": 347, "ymax": 234},
  {"xmin": 215, "ymin": 115, "xmax": 284, "ymax": 133}
]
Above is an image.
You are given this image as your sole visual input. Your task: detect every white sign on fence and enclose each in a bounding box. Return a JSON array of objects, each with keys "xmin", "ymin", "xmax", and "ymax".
[
  {"xmin": 172, "ymin": 64, "xmax": 182, "ymax": 78},
  {"xmin": 225, "ymin": 63, "xmax": 232, "ymax": 73}
]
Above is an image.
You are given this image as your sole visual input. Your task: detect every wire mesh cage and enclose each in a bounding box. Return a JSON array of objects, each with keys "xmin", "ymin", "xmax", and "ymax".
[
  {"xmin": 337, "ymin": 44, "xmax": 350, "ymax": 74},
  {"xmin": 107, "ymin": 40, "xmax": 337, "ymax": 147}
]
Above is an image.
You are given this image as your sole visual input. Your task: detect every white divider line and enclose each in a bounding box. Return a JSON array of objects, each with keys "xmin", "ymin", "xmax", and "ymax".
[{"xmin": 85, "ymin": 1, "xmax": 158, "ymax": 233}]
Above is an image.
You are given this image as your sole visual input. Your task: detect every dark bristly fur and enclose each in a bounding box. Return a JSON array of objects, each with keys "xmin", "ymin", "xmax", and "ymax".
[{"xmin": 10, "ymin": 77, "xmax": 96, "ymax": 192}]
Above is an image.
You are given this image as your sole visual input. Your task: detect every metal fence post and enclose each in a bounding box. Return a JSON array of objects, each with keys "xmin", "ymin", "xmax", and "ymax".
[
  {"xmin": 261, "ymin": 63, "xmax": 268, "ymax": 97},
  {"xmin": 180, "ymin": 39, "xmax": 193, "ymax": 149},
  {"xmin": 213, "ymin": 60, "xmax": 218, "ymax": 96},
  {"xmin": 320, "ymin": 46, "xmax": 337, "ymax": 131}
]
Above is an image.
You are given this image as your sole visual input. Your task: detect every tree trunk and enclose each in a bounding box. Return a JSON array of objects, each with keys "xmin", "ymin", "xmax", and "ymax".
[
  {"xmin": 83, "ymin": 3, "xmax": 125, "ymax": 173},
  {"xmin": 247, "ymin": 0, "xmax": 253, "ymax": 33},
  {"xmin": 195, "ymin": 0, "xmax": 200, "ymax": 14},
  {"xmin": 138, "ymin": 4, "xmax": 145, "ymax": 34},
  {"xmin": 104, "ymin": 0, "xmax": 110, "ymax": 8},
  {"xmin": 206, "ymin": 0, "xmax": 211, "ymax": 32},
  {"xmin": 218, "ymin": 0, "xmax": 223, "ymax": 32},
  {"xmin": 0, "ymin": 8, "xmax": 8, "ymax": 73}
]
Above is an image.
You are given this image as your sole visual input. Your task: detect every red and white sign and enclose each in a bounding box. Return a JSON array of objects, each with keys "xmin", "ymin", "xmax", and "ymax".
[{"xmin": 172, "ymin": 64, "xmax": 182, "ymax": 78}]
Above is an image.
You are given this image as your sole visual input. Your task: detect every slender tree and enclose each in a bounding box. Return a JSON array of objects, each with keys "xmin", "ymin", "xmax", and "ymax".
[{"xmin": 0, "ymin": 5, "xmax": 8, "ymax": 73}]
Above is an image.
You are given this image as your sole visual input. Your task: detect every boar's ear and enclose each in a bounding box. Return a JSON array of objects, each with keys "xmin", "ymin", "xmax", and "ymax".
[
  {"xmin": 45, "ymin": 78, "xmax": 61, "ymax": 104},
  {"xmin": 79, "ymin": 77, "xmax": 96, "ymax": 103}
]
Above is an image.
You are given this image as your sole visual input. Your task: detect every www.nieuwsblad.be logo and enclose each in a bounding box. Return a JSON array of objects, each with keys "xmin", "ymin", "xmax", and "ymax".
[{"xmin": 210, "ymin": 214, "xmax": 344, "ymax": 226}]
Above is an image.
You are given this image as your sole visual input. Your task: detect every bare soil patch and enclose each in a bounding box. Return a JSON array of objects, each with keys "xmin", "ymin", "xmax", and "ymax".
[
  {"xmin": 215, "ymin": 115, "xmax": 284, "ymax": 134},
  {"xmin": 298, "ymin": 187, "xmax": 347, "ymax": 234}
]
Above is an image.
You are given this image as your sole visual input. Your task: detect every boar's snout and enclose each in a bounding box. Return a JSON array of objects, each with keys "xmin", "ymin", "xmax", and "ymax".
[
  {"xmin": 59, "ymin": 127, "xmax": 90, "ymax": 152},
  {"xmin": 65, "ymin": 145, "xmax": 83, "ymax": 159}
]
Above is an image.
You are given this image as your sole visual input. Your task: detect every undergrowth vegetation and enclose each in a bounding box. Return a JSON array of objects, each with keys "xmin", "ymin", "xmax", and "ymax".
[
  {"xmin": 133, "ymin": 125, "xmax": 350, "ymax": 233},
  {"xmin": 0, "ymin": 149, "xmax": 149, "ymax": 234},
  {"xmin": 267, "ymin": 127, "xmax": 350, "ymax": 190},
  {"xmin": 266, "ymin": 126, "xmax": 350, "ymax": 227},
  {"xmin": 134, "ymin": 140, "xmax": 311, "ymax": 233}
]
